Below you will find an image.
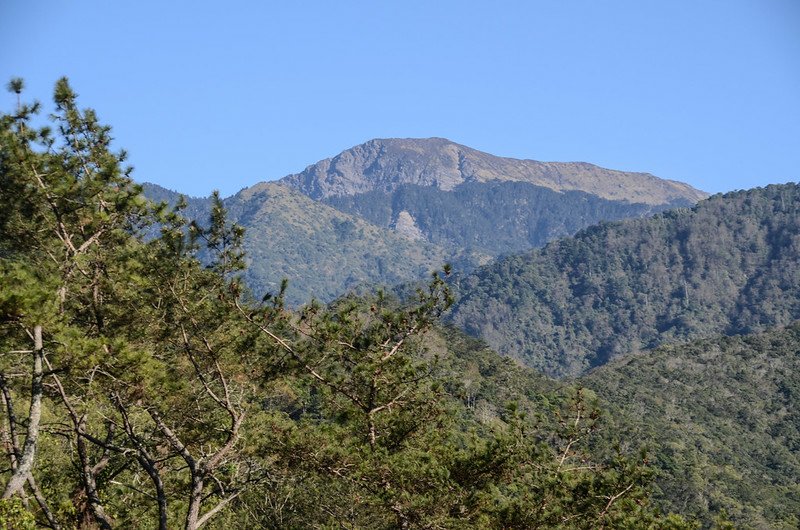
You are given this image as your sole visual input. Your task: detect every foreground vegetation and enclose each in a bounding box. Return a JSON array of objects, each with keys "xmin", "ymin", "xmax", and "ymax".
[{"xmin": 0, "ymin": 80, "xmax": 700, "ymax": 528}]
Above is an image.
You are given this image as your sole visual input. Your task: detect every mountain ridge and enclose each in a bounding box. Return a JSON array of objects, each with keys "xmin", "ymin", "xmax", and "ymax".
[
  {"xmin": 280, "ymin": 137, "xmax": 707, "ymax": 205},
  {"xmin": 448, "ymin": 182, "xmax": 800, "ymax": 378}
]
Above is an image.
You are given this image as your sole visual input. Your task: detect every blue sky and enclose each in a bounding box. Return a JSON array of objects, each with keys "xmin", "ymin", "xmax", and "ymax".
[{"xmin": 1, "ymin": 0, "xmax": 798, "ymax": 197}]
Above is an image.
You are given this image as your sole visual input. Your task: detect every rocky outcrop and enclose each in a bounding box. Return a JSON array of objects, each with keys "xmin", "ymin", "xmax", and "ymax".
[{"xmin": 391, "ymin": 210, "xmax": 425, "ymax": 241}]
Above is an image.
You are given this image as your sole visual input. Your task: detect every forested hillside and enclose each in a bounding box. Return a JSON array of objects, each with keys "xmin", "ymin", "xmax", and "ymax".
[
  {"xmin": 584, "ymin": 324, "xmax": 800, "ymax": 529},
  {"xmin": 143, "ymin": 182, "xmax": 463, "ymax": 306},
  {"xmin": 325, "ymin": 180, "xmax": 677, "ymax": 256},
  {"xmin": 0, "ymin": 79, "xmax": 694, "ymax": 529},
  {"xmin": 449, "ymin": 183, "xmax": 800, "ymax": 377}
]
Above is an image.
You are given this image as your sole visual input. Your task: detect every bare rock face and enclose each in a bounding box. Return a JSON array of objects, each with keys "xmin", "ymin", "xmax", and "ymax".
[
  {"xmin": 282, "ymin": 138, "xmax": 467, "ymax": 198},
  {"xmin": 391, "ymin": 210, "xmax": 426, "ymax": 241},
  {"xmin": 281, "ymin": 137, "xmax": 708, "ymax": 205}
]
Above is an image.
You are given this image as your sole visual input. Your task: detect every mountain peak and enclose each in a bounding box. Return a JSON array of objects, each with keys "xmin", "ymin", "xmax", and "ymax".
[{"xmin": 281, "ymin": 138, "xmax": 707, "ymax": 205}]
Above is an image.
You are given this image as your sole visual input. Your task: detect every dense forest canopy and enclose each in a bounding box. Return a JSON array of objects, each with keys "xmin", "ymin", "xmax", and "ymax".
[
  {"xmin": 0, "ymin": 79, "xmax": 702, "ymax": 528},
  {"xmin": 584, "ymin": 324, "xmax": 800, "ymax": 529},
  {"xmin": 449, "ymin": 183, "xmax": 800, "ymax": 378}
]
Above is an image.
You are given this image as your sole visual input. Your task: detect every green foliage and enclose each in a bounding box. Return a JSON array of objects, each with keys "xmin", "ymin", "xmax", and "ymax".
[
  {"xmin": 219, "ymin": 313, "xmax": 690, "ymax": 528},
  {"xmin": 443, "ymin": 391, "xmax": 688, "ymax": 529},
  {"xmin": 0, "ymin": 499, "xmax": 36, "ymax": 530},
  {"xmin": 584, "ymin": 324, "xmax": 800, "ymax": 529},
  {"xmin": 450, "ymin": 183, "xmax": 800, "ymax": 377}
]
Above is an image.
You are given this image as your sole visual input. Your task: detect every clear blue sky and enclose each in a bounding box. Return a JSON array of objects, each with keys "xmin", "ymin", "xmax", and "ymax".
[{"xmin": 2, "ymin": 0, "xmax": 798, "ymax": 197}]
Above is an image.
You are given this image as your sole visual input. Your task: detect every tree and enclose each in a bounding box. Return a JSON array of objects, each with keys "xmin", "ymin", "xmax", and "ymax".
[
  {"xmin": 0, "ymin": 76, "xmax": 150, "ymax": 527},
  {"xmin": 0, "ymin": 78, "xmax": 267, "ymax": 529}
]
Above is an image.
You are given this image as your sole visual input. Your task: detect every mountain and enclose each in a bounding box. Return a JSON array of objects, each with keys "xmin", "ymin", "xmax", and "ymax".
[
  {"xmin": 143, "ymin": 182, "xmax": 454, "ymax": 306},
  {"xmin": 583, "ymin": 324, "xmax": 800, "ymax": 529},
  {"xmin": 6, "ymin": 80, "xmax": 781, "ymax": 529},
  {"xmin": 282, "ymin": 137, "xmax": 706, "ymax": 204},
  {"xmin": 144, "ymin": 138, "xmax": 707, "ymax": 305},
  {"xmin": 448, "ymin": 183, "xmax": 800, "ymax": 377},
  {"xmin": 283, "ymin": 138, "xmax": 707, "ymax": 257}
]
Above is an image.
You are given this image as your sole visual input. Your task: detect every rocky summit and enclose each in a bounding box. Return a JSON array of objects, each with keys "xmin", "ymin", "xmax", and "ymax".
[{"xmin": 281, "ymin": 137, "xmax": 707, "ymax": 205}]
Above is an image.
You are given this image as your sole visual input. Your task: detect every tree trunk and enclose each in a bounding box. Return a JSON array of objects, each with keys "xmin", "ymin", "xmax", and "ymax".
[
  {"xmin": 185, "ymin": 474, "xmax": 204, "ymax": 530},
  {"xmin": 137, "ymin": 455, "xmax": 168, "ymax": 530},
  {"xmin": 75, "ymin": 416, "xmax": 113, "ymax": 530},
  {"xmin": 3, "ymin": 325, "xmax": 44, "ymax": 499}
]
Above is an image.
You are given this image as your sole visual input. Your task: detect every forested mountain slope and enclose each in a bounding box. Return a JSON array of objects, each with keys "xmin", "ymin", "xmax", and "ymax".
[
  {"xmin": 144, "ymin": 182, "xmax": 455, "ymax": 306},
  {"xmin": 324, "ymin": 180, "xmax": 677, "ymax": 256},
  {"xmin": 449, "ymin": 183, "xmax": 800, "ymax": 377},
  {"xmin": 583, "ymin": 324, "xmax": 800, "ymax": 529}
]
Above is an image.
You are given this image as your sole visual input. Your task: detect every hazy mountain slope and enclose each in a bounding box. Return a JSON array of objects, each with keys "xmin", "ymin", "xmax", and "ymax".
[
  {"xmin": 282, "ymin": 137, "xmax": 707, "ymax": 205},
  {"xmin": 227, "ymin": 183, "xmax": 456, "ymax": 305},
  {"xmin": 583, "ymin": 324, "xmax": 800, "ymax": 529},
  {"xmin": 325, "ymin": 181, "xmax": 677, "ymax": 256},
  {"xmin": 448, "ymin": 183, "xmax": 800, "ymax": 377},
  {"xmin": 143, "ymin": 182, "xmax": 452, "ymax": 306}
]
